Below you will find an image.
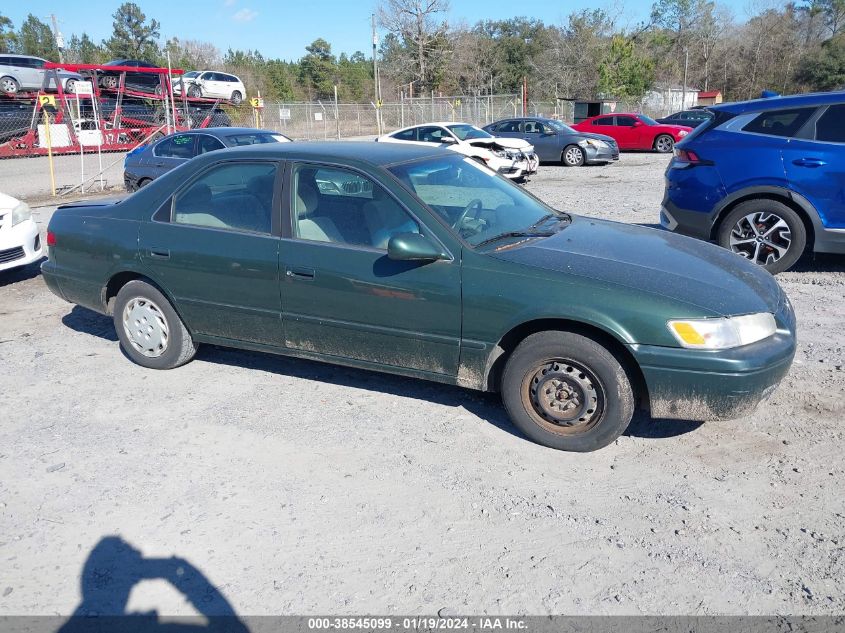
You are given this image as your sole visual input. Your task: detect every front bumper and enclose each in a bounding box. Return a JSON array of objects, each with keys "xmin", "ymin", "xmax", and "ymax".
[
  {"xmin": 633, "ymin": 299, "xmax": 797, "ymax": 421},
  {"xmin": 585, "ymin": 143, "xmax": 619, "ymax": 163},
  {"xmin": 491, "ymin": 151, "xmax": 538, "ymax": 179},
  {"xmin": 0, "ymin": 218, "xmax": 43, "ymax": 272},
  {"xmin": 124, "ymin": 170, "xmax": 142, "ymax": 192}
]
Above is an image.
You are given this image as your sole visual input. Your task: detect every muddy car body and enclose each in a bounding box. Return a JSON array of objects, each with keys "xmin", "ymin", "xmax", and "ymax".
[{"xmin": 41, "ymin": 142, "xmax": 796, "ymax": 452}]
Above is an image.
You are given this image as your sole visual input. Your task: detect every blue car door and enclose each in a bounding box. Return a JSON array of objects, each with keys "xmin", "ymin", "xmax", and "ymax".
[
  {"xmin": 145, "ymin": 133, "xmax": 196, "ymax": 179},
  {"xmin": 782, "ymin": 104, "xmax": 845, "ymax": 230}
]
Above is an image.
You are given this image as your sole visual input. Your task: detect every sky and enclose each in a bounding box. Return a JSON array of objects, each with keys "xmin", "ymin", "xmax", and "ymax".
[{"xmin": 6, "ymin": 0, "xmax": 658, "ymax": 62}]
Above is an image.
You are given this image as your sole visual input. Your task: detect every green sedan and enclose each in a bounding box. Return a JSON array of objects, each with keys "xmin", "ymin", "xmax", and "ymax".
[{"xmin": 41, "ymin": 142, "xmax": 796, "ymax": 452}]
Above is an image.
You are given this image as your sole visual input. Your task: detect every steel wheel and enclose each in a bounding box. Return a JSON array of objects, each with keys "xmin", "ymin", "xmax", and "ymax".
[
  {"xmin": 102, "ymin": 75, "xmax": 118, "ymax": 89},
  {"xmin": 728, "ymin": 211, "xmax": 792, "ymax": 267},
  {"xmin": 1, "ymin": 76, "xmax": 19, "ymax": 94},
  {"xmin": 654, "ymin": 135, "xmax": 674, "ymax": 153},
  {"xmin": 122, "ymin": 297, "xmax": 170, "ymax": 358},
  {"xmin": 521, "ymin": 359, "xmax": 605, "ymax": 436},
  {"xmin": 563, "ymin": 145, "xmax": 585, "ymax": 166}
]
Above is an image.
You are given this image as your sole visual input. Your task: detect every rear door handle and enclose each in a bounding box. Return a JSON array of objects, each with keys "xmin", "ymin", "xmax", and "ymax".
[
  {"xmin": 149, "ymin": 248, "xmax": 170, "ymax": 259},
  {"xmin": 285, "ymin": 267, "xmax": 315, "ymax": 280},
  {"xmin": 792, "ymin": 158, "xmax": 827, "ymax": 168}
]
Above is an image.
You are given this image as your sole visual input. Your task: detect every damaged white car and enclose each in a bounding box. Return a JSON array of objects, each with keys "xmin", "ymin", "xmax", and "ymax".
[
  {"xmin": 0, "ymin": 192, "xmax": 43, "ymax": 273},
  {"xmin": 377, "ymin": 122, "xmax": 538, "ymax": 180}
]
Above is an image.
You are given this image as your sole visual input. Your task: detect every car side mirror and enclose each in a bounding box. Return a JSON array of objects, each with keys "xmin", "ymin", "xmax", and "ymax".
[
  {"xmin": 387, "ymin": 233, "xmax": 447, "ymax": 262},
  {"xmin": 633, "ymin": 120, "xmax": 643, "ymax": 127},
  {"xmin": 440, "ymin": 136, "xmax": 457, "ymax": 144}
]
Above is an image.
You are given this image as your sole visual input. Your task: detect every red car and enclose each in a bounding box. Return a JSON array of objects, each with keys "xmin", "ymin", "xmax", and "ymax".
[{"xmin": 571, "ymin": 113, "xmax": 693, "ymax": 153}]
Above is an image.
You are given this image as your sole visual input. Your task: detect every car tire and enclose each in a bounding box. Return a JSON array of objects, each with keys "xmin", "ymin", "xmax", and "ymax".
[
  {"xmin": 113, "ymin": 280, "xmax": 198, "ymax": 370},
  {"xmin": 187, "ymin": 84, "xmax": 202, "ymax": 99},
  {"xmin": 501, "ymin": 331, "xmax": 635, "ymax": 452},
  {"xmin": 230, "ymin": 90, "xmax": 243, "ymax": 105},
  {"xmin": 717, "ymin": 199, "xmax": 807, "ymax": 274},
  {"xmin": 64, "ymin": 79, "xmax": 76, "ymax": 94},
  {"xmin": 137, "ymin": 178, "xmax": 153, "ymax": 189},
  {"xmin": 562, "ymin": 144, "xmax": 585, "ymax": 166},
  {"xmin": 1, "ymin": 76, "xmax": 20, "ymax": 95},
  {"xmin": 654, "ymin": 134, "xmax": 674, "ymax": 153},
  {"xmin": 154, "ymin": 84, "xmax": 163, "ymax": 96},
  {"xmin": 102, "ymin": 75, "xmax": 118, "ymax": 90}
]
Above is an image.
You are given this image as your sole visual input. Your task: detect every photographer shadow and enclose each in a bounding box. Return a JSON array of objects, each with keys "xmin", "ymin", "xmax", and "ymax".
[{"xmin": 57, "ymin": 536, "xmax": 249, "ymax": 633}]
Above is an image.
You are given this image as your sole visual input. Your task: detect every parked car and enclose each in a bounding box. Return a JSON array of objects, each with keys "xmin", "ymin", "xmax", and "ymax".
[
  {"xmin": 0, "ymin": 99, "xmax": 33, "ymax": 143},
  {"xmin": 662, "ymin": 91, "xmax": 845, "ymax": 273},
  {"xmin": 377, "ymin": 122, "xmax": 538, "ymax": 179},
  {"xmin": 484, "ymin": 117, "xmax": 618, "ymax": 166},
  {"xmin": 173, "ymin": 70, "xmax": 246, "ymax": 105},
  {"xmin": 80, "ymin": 97, "xmax": 231, "ymax": 130},
  {"xmin": 571, "ymin": 114, "xmax": 692, "ymax": 153},
  {"xmin": 0, "ymin": 192, "xmax": 43, "ymax": 272},
  {"xmin": 43, "ymin": 142, "xmax": 796, "ymax": 452},
  {"xmin": 657, "ymin": 109, "xmax": 715, "ymax": 128},
  {"xmin": 123, "ymin": 127, "xmax": 291, "ymax": 190},
  {"xmin": 0, "ymin": 54, "xmax": 83, "ymax": 95},
  {"xmin": 99, "ymin": 60, "xmax": 163, "ymax": 94}
]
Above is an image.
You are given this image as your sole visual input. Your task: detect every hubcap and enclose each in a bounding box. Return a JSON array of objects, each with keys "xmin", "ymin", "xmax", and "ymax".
[
  {"xmin": 122, "ymin": 297, "xmax": 169, "ymax": 358},
  {"xmin": 565, "ymin": 147, "xmax": 582, "ymax": 165},
  {"xmin": 656, "ymin": 137, "xmax": 672, "ymax": 152},
  {"xmin": 2, "ymin": 79, "xmax": 16, "ymax": 93},
  {"xmin": 523, "ymin": 360, "xmax": 604, "ymax": 435},
  {"xmin": 729, "ymin": 212, "xmax": 791, "ymax": 266}
]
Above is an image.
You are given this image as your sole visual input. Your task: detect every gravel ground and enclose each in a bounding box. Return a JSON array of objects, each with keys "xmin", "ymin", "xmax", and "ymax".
[{"xmin": 1, "ymin": 153, "xmax": 844, "ymax": 617}]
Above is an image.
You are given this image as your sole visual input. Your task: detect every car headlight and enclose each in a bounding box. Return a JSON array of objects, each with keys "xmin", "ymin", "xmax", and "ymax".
[
  {"xmin": 678, "ymin": 130, "xmax": 688, "ymax": 137},
  {"xmin": 491, "ymin": 149, "xmax": 508, "ymax": 158},
  {"xmin": 581, "ymin": 139, "xmax": 608, "ymax": 148},
  {"xmin": 667, "ymin": 313, "xmax": 777, "ymax": 349},
  {"xmin": 11, "ymin": 201, "xmax": 32, "ymax": 226}
]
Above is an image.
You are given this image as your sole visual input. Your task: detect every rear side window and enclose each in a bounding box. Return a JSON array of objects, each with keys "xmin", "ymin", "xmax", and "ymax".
[
  {"xmin": 593, "ymin": 116, "xmax": 614, "ymax": 126},
  {"xmin": 815, "ymin": 105, "xmax": 845, "ymax": 143},
  {"xmin": 615, "ymin": 116, "xmax": 636, "ymax": 127},
  {"xmin": 743, "ymin": 108, "xmax": 815, "ymax": 137},
  {"xmin": 391, "ymin": 128, "xmax": 416, "ymax": 141},
  {"xmin": 497, "ymin": 121, "xmax": 522, "ymax": 133},
  {"xmin": 155, "ymin": 135, "xmax": 195, "ymax": 159},
  {"xmin": 196, "ymin": 134, "xmax": 225, "ymax": 154}
]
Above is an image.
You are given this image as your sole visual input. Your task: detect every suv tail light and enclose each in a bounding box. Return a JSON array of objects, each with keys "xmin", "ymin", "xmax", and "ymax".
[
  {"xmin": 46, "ymin": 230, "xmax": 56, "ymax": 247},
  {"xmin": 674, "ymin": 148, "xmax": 713, "ymax": 167}
]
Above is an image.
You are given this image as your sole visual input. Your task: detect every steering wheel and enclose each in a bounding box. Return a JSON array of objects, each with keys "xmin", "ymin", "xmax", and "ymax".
[{"xmin": 452, "ymin": 198, "xmax": 483, "ymax": 230}]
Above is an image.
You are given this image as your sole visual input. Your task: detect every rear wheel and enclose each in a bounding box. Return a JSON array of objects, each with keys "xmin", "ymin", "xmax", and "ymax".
[
  {"xmin": 562, "ymin": 144, "xmax": 585, "ymax": 166},
  {"xmin": 1, "ymin": 76, "xmax": 19, "ymax": 94},
  {"xmin": 230, "ymin": 90, "xmax": 243, "ymax": 105},
  {"xmin": 654, "ymin": 134, "xmax": 674, "ymax": 153},
  {"xmin": 113, "ymin": 280, "xmax": 198, "ymax": 370},
  {"xmin": 717, "ymin": 199, "xmax": 807, "ymax": 274},
  {"xmin": 64, "ymin": 79, "xmax": 77, "ymax": 94},
  {"xmin": 187, "ymin": 84, "xmax": 202, "ymax": 98},
  {"xmin": 501, "ymin": 331, "xmax": 634, "ymax": 452},
  {"xmin": 102, "ymin": 75, "xmax": 118, "ymax": 90},
  {"xmin": 137, "ymin": 178, "xmax": 153, "ymax": 189}
]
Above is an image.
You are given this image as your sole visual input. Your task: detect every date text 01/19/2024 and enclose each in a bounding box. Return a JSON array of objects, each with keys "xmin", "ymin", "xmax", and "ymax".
[{"xmin": 306, "ymin": 617, "xmax": 529, "ymax": 630}]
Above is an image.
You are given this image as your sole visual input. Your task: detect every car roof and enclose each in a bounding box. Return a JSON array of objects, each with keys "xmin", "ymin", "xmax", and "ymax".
[
  {"xmin": 170, "ymin": 127, "xmax": 275, "ymax": 136},
  {"xmin": 713, "ymin": 90, "xmax": 845, "ymax": 114},
  {"xmin": 189, "ymin": 141, "xmax": 447, "ymax": 167}
]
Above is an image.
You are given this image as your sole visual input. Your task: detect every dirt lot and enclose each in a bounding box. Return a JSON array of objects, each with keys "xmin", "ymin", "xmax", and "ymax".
[{"xmin": 1, "ymin": 153, "xmax": 843, "ymax": 617}]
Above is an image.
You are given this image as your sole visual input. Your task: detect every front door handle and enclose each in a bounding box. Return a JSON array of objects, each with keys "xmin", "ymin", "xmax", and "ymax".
[
  {"xmin": 792, "ymin": 157, "xmax": 827, "ymax": 168},
  {"xmin": 286, "ymin": 267, "xmax": 315, "ymax": 281},
  {"xmin": 149, "ymin": 248, "xmax": 170, "ymax": 259}
]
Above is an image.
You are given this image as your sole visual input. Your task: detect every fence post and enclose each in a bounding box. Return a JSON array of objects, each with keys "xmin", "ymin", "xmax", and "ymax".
[{"xmin": 333, "ymin": 86, "xmax": 340, "ymax": 140}]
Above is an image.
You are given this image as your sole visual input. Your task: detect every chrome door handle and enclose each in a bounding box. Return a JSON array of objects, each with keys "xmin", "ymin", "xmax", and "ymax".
[
  {"xmin": 286, "ymin": 268, "xmax": 315, "ymax": 280},
  {"xmin": 149, "ymin": 248, "xmax": 170, "ymax": 259}
]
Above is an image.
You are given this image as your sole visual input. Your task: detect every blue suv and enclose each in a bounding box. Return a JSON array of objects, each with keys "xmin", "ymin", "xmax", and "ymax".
[{"xmin": 661, "ymin": 91, "xmax": 845, "ymax": 273}]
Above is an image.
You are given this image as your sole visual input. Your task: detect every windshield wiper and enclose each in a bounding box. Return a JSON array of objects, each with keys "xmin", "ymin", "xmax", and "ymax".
[{"xmin": 474, "ymin": 230, "xmax": 556, "ymax": 248}]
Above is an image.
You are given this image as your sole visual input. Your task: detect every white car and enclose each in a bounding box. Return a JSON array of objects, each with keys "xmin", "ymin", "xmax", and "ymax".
[
  {"xmin": 0, "ymin": 193, "xmax": 43, "ymax": 272},
  {"xmin": 173, "ymin": 71, "xmax": 246, "ymax": 105},
  {"xmin": 377, "ymin": 122, "xmax": 539, "ymax": 180}
]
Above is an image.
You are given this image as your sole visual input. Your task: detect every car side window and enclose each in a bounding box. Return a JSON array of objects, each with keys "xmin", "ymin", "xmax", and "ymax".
[
  {"xmin": 743, "ymin": 108, "xmax": 815, "ymax": 137},
  {"xmin": 196, "ymin": 134, "xmax": 225, "ymax": 154},
  {"xmin": 615, "ymin": 116, "xmax": 636, "ymax": 127},
  {"xmin": 31, "ymin": 58, "xmax": 46, "ymax": 68},
  {"xmin": 498, "ymin": 121, "xmax": 522, "ymax": 133},
  {"xmin": 154, "ymin": 135, "xmax": 195, "ymax": 159},
  {"xmin": 291, "ymin": 163, "xmax": 419, "ymax": 249},
  {"xmin": 172, "ymin": 162, "xmax": 276, "ymax": 233},
  {"xmin": 417, "ymin": 126, "xmax": 449, "ymax": 143},
  {"xmin": 814, "ymin": 105, "xmax": 845, "ymax": 143},
  {"xmin": 523, "ymin": 121, "xmax": 542, "ymax": 134},
  {"xmin": 593, "ymin": 116, "xmax": 614, "ymax": 126},
  {"xmin": 391, "ymin": 128, "xmax": 416, "ymax": 141}
]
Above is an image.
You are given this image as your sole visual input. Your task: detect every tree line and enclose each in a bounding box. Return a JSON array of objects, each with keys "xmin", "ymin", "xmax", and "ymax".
[{"xmin": 1, "ymin": 0, "xmax": 843, "ymax": 104}]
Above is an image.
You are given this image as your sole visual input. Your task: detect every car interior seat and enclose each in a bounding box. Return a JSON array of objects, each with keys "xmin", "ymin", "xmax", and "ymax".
[
  {"xmin": 294, "ymin": 177, "xmax": 343, "ymax": 242},
  {"xmin": 175, "ymin": 182, "xmax": 229, "ymax": 228}
]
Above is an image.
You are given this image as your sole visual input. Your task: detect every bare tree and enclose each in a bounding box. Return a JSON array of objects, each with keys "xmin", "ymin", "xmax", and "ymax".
[{"xmin": 378, "ymin": 0, "xmax": 450, "ymax": 91}]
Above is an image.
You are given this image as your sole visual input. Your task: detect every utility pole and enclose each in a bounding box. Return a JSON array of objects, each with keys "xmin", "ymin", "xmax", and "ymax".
[
  {"xmin": 49, "ymin": 14, "xmax": 64, "ymax": 63},
  {"xmin": 682, "ymin": 48, "xmax": 689, "ymax": 110},
  {"xmin": 372, "ymin": 14, "xmax": 382, "ymax": 135}
]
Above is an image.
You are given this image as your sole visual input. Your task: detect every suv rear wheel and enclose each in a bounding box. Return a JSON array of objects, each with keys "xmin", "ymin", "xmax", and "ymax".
[{"xmin": 717, "ymin": 199, "xmax": 806, "ymax": 274}]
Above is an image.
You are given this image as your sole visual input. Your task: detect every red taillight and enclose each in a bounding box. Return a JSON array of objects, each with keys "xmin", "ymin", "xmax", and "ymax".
[
  {"xmin": 46, "ymin": 231, "xmax": 56, "ymax": 247},
  {"xmin": 675, "ymin": 149, "xmax": 701, "ymax": 162}
]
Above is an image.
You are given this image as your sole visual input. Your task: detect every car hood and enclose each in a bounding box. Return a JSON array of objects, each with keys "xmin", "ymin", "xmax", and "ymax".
[
  {"xmin": 467, "ymin": 137, "xmax": 532, "ymax": 150},
  {"xmin": 490, "ymin": 216, "xmax": 782, "ymax": 317}
]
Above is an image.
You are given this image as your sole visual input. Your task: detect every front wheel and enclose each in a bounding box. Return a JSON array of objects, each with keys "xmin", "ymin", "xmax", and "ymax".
[
  {"xmin": 501, "ymin": 331, "xmax": 634, "ymax": 452},
  {"xmin": 187, "ymin": 84, "xmax": 202, "ymax": 99},
  {"xmin": 113, "ymin": 280, "xmax": 198, "ymax": 369},
  {"xmin": 717, "ymin": 199, "xmax": 807, "ymax": 274},
  {"xmin": 654, "ymin": 134, "xmax": 674, "ymax": 153},
  {"xmin": 562, "ymin": 144, "xmax": 585, "ymax": 166}
]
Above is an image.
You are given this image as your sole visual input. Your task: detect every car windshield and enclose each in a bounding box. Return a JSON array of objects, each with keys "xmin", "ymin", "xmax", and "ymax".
[
  {"xmin": 183, "ymin": 71, "xmax": 200, "ymax": 78},
  {"xmin": 446, "ymin": 124, "xmax": 493, "ymax": 140},
  {"xmin": 639, "ymin": 115, "xmax": 660, "ymax": 126},
  {"xmin": 546, "ymin": 119, "xmax": 575, "ymax": 133},
  {"xmin": 389, "ymin": 154, "xmax": 569, "ymax": 248},
  {"xmin": 225, "ymin": 133, "xmax": 290, "ymax": 145}
]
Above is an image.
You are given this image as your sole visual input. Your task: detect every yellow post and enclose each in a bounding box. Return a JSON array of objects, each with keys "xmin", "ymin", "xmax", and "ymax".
[{"xmin": 43, "ymin": 109, "xmax": 56, "ymax": 197}]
